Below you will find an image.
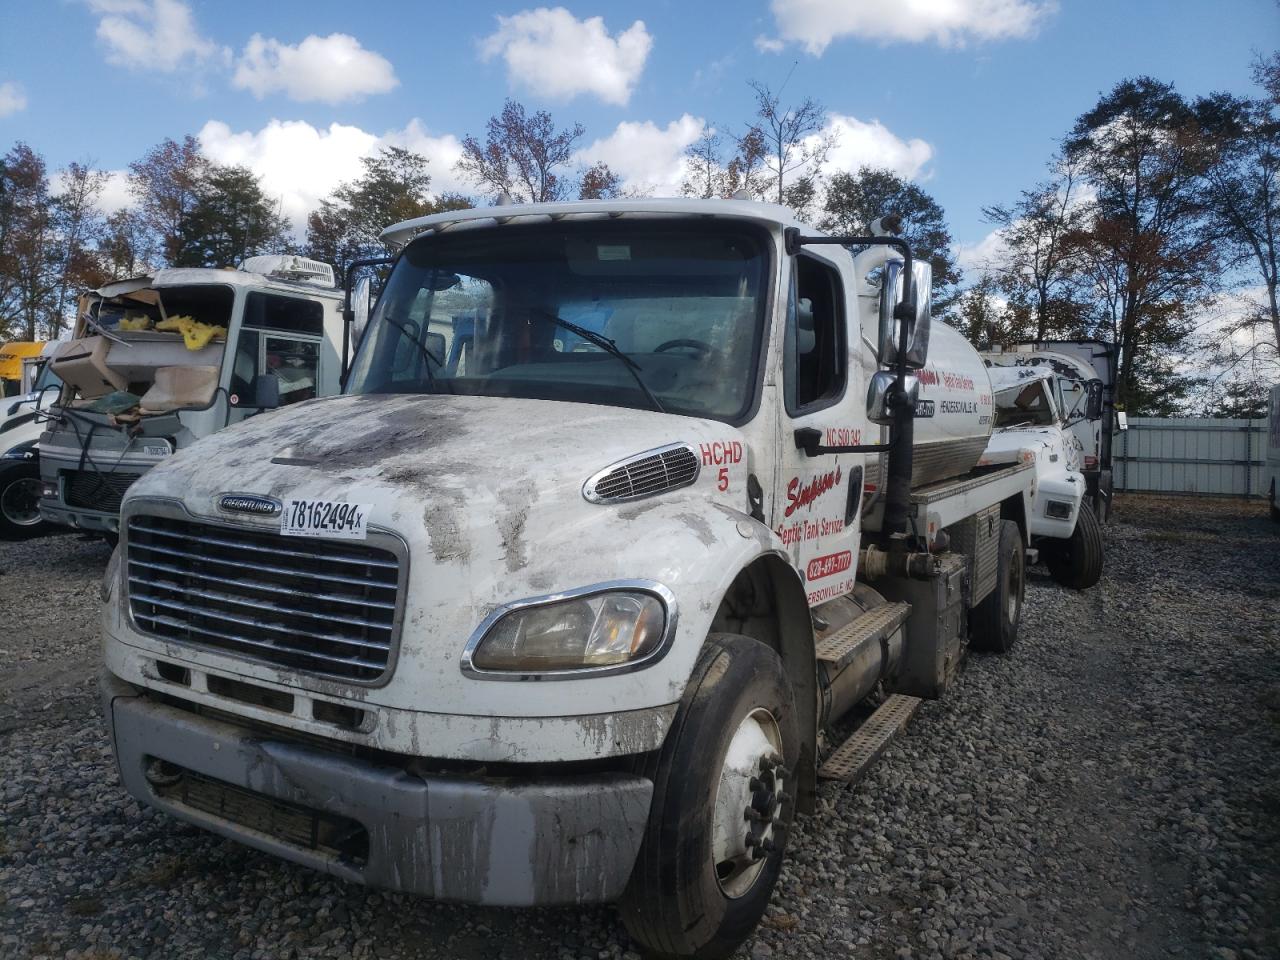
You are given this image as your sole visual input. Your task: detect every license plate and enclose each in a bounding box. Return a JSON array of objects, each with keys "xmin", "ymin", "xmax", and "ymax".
[
  {"xmin": 141, "ymin": 440, "xmax": 172, "ymax": 457},
  {"xmin": 280, "ymin": 498, "xmax": 370, "ymax": 540}
]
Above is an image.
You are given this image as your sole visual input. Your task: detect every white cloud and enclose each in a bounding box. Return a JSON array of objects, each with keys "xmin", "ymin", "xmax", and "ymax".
[
  {"xmin": 480, "ymin": 7, "xmax": 652, "ymax": 106},
  {"xmin": 88, "ymin": 0, "xmax": 226, "ymax": 72},
  {"xmin": 819, "ymin": 114, "xmax": 934, "ymax": 181},
  {"xmin": 576, "ymin": 115, "xmax": 707, "ymax": 196},
  {"xmin": 956, "ymin": 227, "xmax": 1010, "ymax": 275},
  {"xmin": 754, "ymin": 35, "xmax": 786, "ymax": 54},
  {"xmin": 767, "ymin": 0, "xmax": 1056, "ymax": 54},
  {"xmin": 233, "ymin": 33, "xmax": 398, "ymax": 104},
  {"xmin": 197, "ymin": 118, "xmax": 468, "ymax": 236},
  {"xmin": 95, "ymin": 170, "xmax": 135, "ymax": 215},
  {"xmin": 0, "ymin": 81, "xmax": 27, "ymax": 118}
]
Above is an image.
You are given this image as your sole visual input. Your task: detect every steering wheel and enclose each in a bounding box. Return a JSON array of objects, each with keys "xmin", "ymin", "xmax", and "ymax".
[{"xmin": 654, "ymin": 338, "xmax": 713, "ymax": 358}]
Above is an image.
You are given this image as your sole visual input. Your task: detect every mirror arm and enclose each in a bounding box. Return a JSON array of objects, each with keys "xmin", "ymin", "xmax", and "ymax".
[{"xmin": 340, "ymin": 255, "xmax": 397, "ymax": 388}]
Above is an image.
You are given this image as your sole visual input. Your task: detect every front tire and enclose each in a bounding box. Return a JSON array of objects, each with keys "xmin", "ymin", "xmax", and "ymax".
[
  {"xmin": 0, "ymin": 459, "xmax": 50, "ymax": 540},
  {"xmin": 969, "ymin": 519, "xmax": 1025, "ymax": 654},
  {"xmin": 1044, "ymin": 503, "xmax": 1104, "ymax": 590},
  {"xmin": 621, "ymin": 634, "xmax": 799, "ymax": 959}
]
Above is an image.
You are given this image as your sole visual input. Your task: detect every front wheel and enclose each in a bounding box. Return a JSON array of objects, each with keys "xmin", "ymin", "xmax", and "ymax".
[
  {"xmin": 0, "ymin": 459, "xmax": 51, "ymax": 540},
  {"xmin": 1044, "ymin": 503, "xmax": 1104, "ymax": 590},
  {"xmin": 621, "ymin": 634, "xmax": 799, "ymax": 959}
]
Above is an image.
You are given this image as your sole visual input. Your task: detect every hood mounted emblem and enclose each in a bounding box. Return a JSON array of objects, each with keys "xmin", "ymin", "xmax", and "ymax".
[{"xmin": 218, "ymin": 493, "xmax": 282, "ymax": 517}]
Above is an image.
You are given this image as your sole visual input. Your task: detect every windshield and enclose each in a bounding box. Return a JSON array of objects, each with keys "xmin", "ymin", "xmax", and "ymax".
[
  {"xmin": 33, "ymin": 359, "xmax": 61, "ymax": 392},
  {"xmin": 346, "ymin": 222, "xmax": 770, "ymax": 421},
  {"xmin": 994, "ymin": 380, "xmax": 1057, "ymax": 427}
]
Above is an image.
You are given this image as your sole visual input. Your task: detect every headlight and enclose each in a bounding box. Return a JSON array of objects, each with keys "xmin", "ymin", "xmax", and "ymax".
[{"xmin": 465, "ymin": 585, "xmax": 673, "ymax": 677}]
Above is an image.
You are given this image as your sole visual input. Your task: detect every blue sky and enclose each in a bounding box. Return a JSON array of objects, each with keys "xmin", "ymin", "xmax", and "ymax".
[{"xmin": 0, "ymin": 0, "xmax": 1276, "ymax": 265}]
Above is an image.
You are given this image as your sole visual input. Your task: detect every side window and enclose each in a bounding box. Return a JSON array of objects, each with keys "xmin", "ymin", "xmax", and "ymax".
[
  {"xmin": 228, "ymin": 327, "xmax": 321, "ymax": 407},
  {"xmin": 242, "ymin": 292, "xmax": 324, "ymax": 335},
  {"xmin": 785, "ymin": 255, "xmax": 846, "ymax": 415},
  {"xmin": 267, "ymin": 336, "xmax": 320, "ymax": 406}
]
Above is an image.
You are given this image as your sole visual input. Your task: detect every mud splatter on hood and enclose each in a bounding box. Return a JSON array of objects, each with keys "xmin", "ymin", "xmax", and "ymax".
[{"xmin": 127, "ymin": 392, "xmax": 745, "ymax": 570}]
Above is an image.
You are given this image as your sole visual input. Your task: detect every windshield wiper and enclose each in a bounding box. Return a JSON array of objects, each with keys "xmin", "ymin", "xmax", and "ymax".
[
  {"xmin": 529, "ymin": 308, "xmax": 665, "ymax": 414},
  {"xmin": 381, "ymin": 315, "xmax": 450, "ymax": 393}
]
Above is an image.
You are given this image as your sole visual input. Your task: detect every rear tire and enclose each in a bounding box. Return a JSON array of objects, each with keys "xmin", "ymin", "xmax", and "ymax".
[
  {"xmin": 621, "ymin": 634, "xmax": 799, "ymax": 960},
  {"xmin": 969, "ymin": 520, "xmax": 1024, "ymax": 654},
  {"xmin": 1044, "ymin": 503, "xmax": 1104, "ymax": 590},
  {"xmin": 0, "ymin": 459, "xmax": 50, "ymax": 540}
]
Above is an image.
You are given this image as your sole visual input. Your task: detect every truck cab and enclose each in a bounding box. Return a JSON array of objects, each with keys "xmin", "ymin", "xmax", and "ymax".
[
  {"xmin": 37, "ymin": 256, "xmax": 345, "ymax": 537},
  {"xmin": 0, "ymin": 343, "xmax": 63, "ymax": 539},
  {"xmin": 100, "ymin": 200, "xmax": 1036, "ymax": 959}
]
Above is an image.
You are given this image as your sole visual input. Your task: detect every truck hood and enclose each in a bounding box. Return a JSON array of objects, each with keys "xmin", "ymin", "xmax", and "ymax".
[
  {"xmin": 130, "ymin": 393, "xmax": 741, "ymax": 529},
  {"xmin": 980, "ymin": 424, "xmax": 1081, "ymax": 473},
  {"xmin": 122, "ymin": 392, "xmax": 764, "ymax": 715}
]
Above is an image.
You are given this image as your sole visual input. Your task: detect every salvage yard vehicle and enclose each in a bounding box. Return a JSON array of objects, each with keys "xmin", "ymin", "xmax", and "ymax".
[
  {"xmin": 37, "ymin": 256, "xmax": 345, "ymax": 538},
  {"xmin": 978, "ymin": 365, "xmax": 1102, "ymax": 590},
  {"xmin": 983, "ymin": 340, "xmax": 1119, "ymax": 521},
  {"xmin": 0, "ymin": 343, "xmax": 63, "ymax": 539},
  {"xmin": 100, "ymin": 199, "xmax": 1041, "ymax": 959}
]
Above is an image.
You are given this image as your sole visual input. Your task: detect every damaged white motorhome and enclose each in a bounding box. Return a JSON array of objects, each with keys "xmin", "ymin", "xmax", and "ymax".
[{"xmin": 38, "ymin": 256, "xmax": 346, "ymax": 538}]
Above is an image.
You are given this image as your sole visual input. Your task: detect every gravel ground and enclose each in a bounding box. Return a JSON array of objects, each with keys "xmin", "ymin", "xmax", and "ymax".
[{"xmin": 1, "ymin": 496, "xmax": 1278, "ymax": 960}]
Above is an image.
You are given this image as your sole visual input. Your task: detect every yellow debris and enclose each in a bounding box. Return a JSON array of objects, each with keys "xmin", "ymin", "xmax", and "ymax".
[
  {"xmin": 155, "ymin": 315, "xmax": 227, "ymax": 350},
  {"xmin": 118, "ymin": 312, "xmax": 153, "ymax": 331}
]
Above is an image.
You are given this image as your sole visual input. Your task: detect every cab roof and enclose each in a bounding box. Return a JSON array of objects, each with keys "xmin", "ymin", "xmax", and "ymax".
[{"xmin": 379, "ymin": 197, "xmax": 813, "ymax": 250}]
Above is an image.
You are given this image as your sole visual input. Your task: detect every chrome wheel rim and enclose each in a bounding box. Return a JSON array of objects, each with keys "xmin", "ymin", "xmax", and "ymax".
[
  {"xmin": 711, "ymin": 707, "xmax": 785, "ymax": 898},
  {"xmin": 1, "ymin": 476, "xmax": 42, "ymax": 527}
]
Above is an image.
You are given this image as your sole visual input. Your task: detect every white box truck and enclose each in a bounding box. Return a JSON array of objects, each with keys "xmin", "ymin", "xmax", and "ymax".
[{"xmin": 99, "ymin": 199, "xmax": 1040, "ymax": 959}]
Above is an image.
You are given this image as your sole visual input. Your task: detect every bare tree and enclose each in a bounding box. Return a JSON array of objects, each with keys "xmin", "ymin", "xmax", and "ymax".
[
  {"xmin": 681, "ymin": 130, "xmax": 727, "ymax": 199},
  {"xmin": 457, "ymin": 100, "xmax": 585, "ymax": 203},
  {"xmin": 738, "ymin": 79, "xmax": 834, "ymax": 206},
  {"xmin": 49, "ymin": 161, "xmax": 107, "ymax": 337}
]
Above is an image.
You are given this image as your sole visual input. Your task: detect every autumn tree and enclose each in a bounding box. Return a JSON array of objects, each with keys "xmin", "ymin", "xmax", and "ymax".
[
  {"xmin": 981, "ymin": 158, "xmax": 1089, "ymax": 341},
  {"xmin": 306, "ymin": 146, "xmax": 469, "ymax": 275},
  {"xmin": 172, "ymin": 164, "xmax": 289, "ymax": 268},
  {"xmin": 681, "ymin": 131, "xmax": 727, "ymax": 199},
  {"xmin": 99, "ymin": 209, "xmax": 151, "ymax": 281},
  {"xmin": 1064, "ymin": 77, "xmax": 1219, "ymax": 413},
  {"xmin": 128, "ymin": 135, "xmax": 208, "ymax": 266},
  {"xmin": 820, "ymin": 167, "xmax": 961, "ymax": 306},
  {"xmin": 457, "ymin": 100, "xmax": 585, "ymax": 203},
  {"xmin": 0, "ymin": 144, "xmax": 55, "ymax": 340},
  {"xmin": 578, "ymin": 161, "xmax": 622, "ymax": 200}
]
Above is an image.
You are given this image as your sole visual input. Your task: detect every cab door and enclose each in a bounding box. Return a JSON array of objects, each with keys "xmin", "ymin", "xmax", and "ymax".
[{"xmin": 771, "ymin": 251, "xmax": 867, "ymax": 607}]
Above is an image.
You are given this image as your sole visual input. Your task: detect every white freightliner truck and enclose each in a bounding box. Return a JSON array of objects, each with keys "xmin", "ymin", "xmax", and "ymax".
[
  {"xmin": 37, "ymin": 256, "xmax": 346, "ymax": 539},
  {"xmin": 100, "ymin": 199, "xmax": 1039, "ymax": 959}
]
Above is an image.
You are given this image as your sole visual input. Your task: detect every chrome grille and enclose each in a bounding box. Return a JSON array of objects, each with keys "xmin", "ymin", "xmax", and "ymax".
[
  {"xmin": 583, "ymin": 443, "xmax": 701, "ymax": 503},
  {"xmin": 126, "ymin": 514, "xmax": 401, "ymax": 683}
]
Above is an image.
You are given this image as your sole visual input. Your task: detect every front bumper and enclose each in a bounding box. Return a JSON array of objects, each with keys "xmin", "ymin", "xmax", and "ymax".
[
  {"xmin": 104, "ymin": 674, "xmax": 654, "ymax": 906},
  {"xmin": 40, "ymin": 497, "xmax": 121, "ymax": 533}
]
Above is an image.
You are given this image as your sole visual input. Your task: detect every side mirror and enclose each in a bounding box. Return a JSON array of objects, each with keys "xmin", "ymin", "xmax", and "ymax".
[
  {"xmin": 251, "ymin": 373, "xmax": 280, "ymax": 410},
  {"xmin": 1116, "ymin": 411, "xmax": 1129, "ymax": 432},
  {"xmin": 1085, "ymin": 379, "xmax": 1104, "ymax": 419},
  {"xmin": 866, "ymin": 370, "xmax": 919, "ymax": 425},
  {"xmin": 877, "ymin": 259, "xmax": 933, "ymax": 369},
  {"xmin": 351, "ymin": 276, "xmax": 374, "ymax": 348}
]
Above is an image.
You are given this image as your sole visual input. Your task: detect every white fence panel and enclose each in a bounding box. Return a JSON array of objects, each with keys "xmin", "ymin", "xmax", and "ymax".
[{"xmin": 1115, "ymin": 417, "xmax": 1270, "ymax": 496}]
